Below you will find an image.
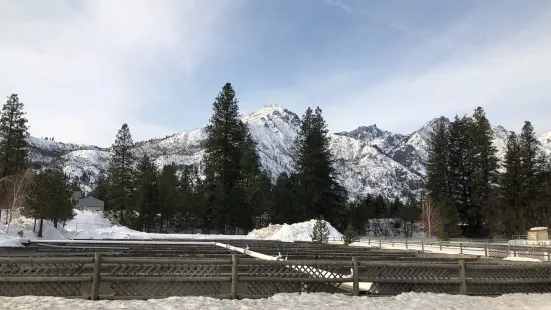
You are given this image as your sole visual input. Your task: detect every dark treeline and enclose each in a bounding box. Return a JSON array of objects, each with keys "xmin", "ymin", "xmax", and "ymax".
[
  {"xmin": 426, "ymin": 107, "xmax": 551, "ymax": 238},
  {"xmin": 99, "ymin": 83, "xmax": 421, "ymax": 234}
]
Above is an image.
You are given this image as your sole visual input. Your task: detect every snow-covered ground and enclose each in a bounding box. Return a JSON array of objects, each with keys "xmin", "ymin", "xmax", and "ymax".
[
  {"xmin": 350, "ymin": 241, "xmax": 550, "ymax": 262},
  {"xmin": 0, "ymin": 210, "xmax": 345, "ymax": 244},
  {"xmin": 1, "ymin": 292, "xmax": 551, "ymax": 310}
]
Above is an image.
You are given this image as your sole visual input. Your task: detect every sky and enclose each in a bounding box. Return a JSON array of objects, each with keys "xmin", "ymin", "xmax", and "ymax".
[{"xmin": 1, "ymin": 0, "xmax": 550, "ymax": 147}]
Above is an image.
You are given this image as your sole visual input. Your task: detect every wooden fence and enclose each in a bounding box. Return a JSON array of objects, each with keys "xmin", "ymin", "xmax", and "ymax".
[{"xmin": 0, "ymin": 254, "xmax": 550, "ymax": 300}]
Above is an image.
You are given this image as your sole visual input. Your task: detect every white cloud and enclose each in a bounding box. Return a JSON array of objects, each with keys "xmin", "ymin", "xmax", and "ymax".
[
  {"xmin": 0, "ymin": 0, "xmax": 239, "ymax": 146},
  {"xmin": 257, "ymin": 4, "xmax": 551, "ymax": 135}
]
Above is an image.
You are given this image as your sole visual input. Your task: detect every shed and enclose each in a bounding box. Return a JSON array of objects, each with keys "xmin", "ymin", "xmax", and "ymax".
[
  {"xmin": 77, "ymin": 196, "xmax": 104, "ymax": 212},
  {"xmin": 527, "ymin": 227, "xmax": 549, "ymax": 241}
]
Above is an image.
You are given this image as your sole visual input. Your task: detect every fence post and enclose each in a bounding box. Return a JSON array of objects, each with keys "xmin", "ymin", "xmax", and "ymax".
[
  {"xmin": 91, "ymin": 252, "xmax": 102, "ymax": 301},
  {"xmin": 392, "ymin": 240, "xmax": 394, "ymax": 247},
  {"xmin": 231, "ymin": 254, "xmax": 239, "ymax": 300},
  {"xmin": 379, "ymin": 240, "xmax": 382, "ymax": 249},
  {"xmin": 368, "ymin": 237, "xmax": 371, "ymax": 245},
  {"xmin": 460, "ymin": 243, "xmax": 463, "ymax": 254},
  {"xmin": 484, "ymin": 243, "xmax": 488, "ymax": 257},
  {"xmin": 458, "ymin": 260, "xmax": 467, "ymax": 295},
  {"xmin": 440, "ymin": 242, "xmax": 442, "ymax": 251},
  {"xmin": 405, "ymin": 240, "xmax": 408, "ymax": 249},
  {"xmin": 352, "ymin": 256, "xmax": 359, "ymax": 296},
  {"xmin": 548, "ymin": 250, "xmax": 550, "ymax": 262},
  {"xmin": 421, "ymin": 241, "xmax": 424, "ymax": 252}
]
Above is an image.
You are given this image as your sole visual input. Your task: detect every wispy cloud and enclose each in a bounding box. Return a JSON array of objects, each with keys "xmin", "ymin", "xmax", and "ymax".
[
  {"xmin": 0, "ymin": 0, "xmax": 240, "ymax": 146},
  {"xmin": 253, "ymin": 2, "xmax": 551, "ymax": 134}
]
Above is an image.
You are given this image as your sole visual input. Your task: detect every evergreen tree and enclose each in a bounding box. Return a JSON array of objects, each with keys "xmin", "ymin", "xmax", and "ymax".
[
  {"xmin": 518, "ymin": 121, "xmax": 546, "ymax": 227},
  {"xmin": 176, "ymin": 165, "xmax": 203, "ymax": 230},
  {"xmin": 202, "ymin": 83, "xmax": 247, "ymax": 231},
  {"xmin": 346, "ymin": 195, "xmax": 375, "ymax": 235},
  {"xmin": 497, "ymin": 132, "xmax": 522, "ymax": 235},
  {"xmin": 90, "ymin": 174, "xmax": 109, "ymax": 210},
  {"xmin": 158, "ymin": 163, "xmax": 179, "ymax": 233},
  {"xmin": 134, "ymin": 155, "xmax": 158, "ymax": 232},
  {"xmin": 448, "ymin": 115, "xmax": 476, "ymax": 234},
  {"xmin": 343, "ymin": 224, "xmax": 356, "ymax": 245},
  {"xmin": 107, "ymin": 123, "xmax": 136, "ymax": 224},
  {"xmin": 426, "ymin": 121, "xmax": 460, "ymax": 238},
  {"xmin": 470, "ymin": 107, "xmax": 499, "ymax": 234},
  {"xmin": 310, "ymin": 216, "xmax": 330, "ymax": 243},
  {"xmin": 0, "ymin": 94, "xmax": 29, "ymax": 178},
  {"xmin": 25, "ymin": 169, "xmax": 74, "ymax": 237},
  {"xmin": 237, "ymin": 124, "xmax": 265, "ymax": 231},
  {"xmin": 271, "ymin": 172, "xmax": 302, "ymax": 224},
  {"xmin": 293, "ymin": 107, "xmax": 342, "ymax": 225}
]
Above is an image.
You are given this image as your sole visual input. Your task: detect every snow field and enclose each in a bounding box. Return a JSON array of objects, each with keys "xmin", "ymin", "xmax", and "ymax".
[{"xmin": 1, "ymin": 292, "xmax": 551, "ymax": 310}]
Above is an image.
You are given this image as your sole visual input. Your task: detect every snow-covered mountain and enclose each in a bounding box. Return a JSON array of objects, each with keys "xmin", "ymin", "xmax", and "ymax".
[{"xmin": 24, "ymin": 105, "xmax": 551, "ymax": 200}]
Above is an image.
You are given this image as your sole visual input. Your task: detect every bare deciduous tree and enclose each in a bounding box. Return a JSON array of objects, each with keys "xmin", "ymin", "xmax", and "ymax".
[
  {"xmin": 421, "ymin": 194, "xmax": 443, "ymax": 239},
  {"xmin": 0, "ymin": 170, "xmax": 33, "ymax": 233}
]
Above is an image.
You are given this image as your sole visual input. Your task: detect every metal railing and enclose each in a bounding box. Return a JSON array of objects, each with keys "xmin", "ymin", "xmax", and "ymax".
[{"xmin": 345, "ymin": 238, "xmax": 551, "ymax": 262}]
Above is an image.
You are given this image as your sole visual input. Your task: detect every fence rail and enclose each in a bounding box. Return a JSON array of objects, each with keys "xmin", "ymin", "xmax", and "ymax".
[
  {"xmin": 339, "ymin": 238, "xmax": 551, "ymax": 262},
  {"xmin": 1, "ymin": 254, "xmax": 551, "ymax": 300}
]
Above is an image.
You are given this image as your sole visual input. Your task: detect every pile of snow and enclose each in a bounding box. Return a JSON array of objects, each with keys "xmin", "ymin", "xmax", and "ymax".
[
  {"xmin": 0, "ymin": 232, "xmax": 23, "ymax": 247},
  {"xmin": 248, "ymin": 220, "xmax": 343, "ymax": 242},
  {"xmin": 0, "ymin": 209, "xmax": 69, "ymax": 241}
]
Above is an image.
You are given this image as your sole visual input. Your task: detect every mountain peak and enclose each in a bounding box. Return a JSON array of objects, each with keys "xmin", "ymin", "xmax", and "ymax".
[
  {"xmin": 335, "ymin": 124, "xmax": 407, "ymax": 154},
  {"xmin": 242, "ymin": 104, "xmax": 300, "ymax": 127}
]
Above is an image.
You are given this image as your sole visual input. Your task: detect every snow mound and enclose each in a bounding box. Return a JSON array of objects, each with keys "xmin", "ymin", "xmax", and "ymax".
[
  {"xmin": 1, "ymin": 209, "xmax": 69, "ymax": 241},
  {"xmin": 248, "ymin": 220, "xmax": 343, "ymax": 242},
  {"xmin": 0, "ymin": 232, "xmax": 23, "ymax": 247}
]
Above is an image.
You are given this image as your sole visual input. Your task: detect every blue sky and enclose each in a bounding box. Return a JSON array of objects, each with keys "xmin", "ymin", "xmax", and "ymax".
[{"xmin": 1, "ymin": 0, "xmax": 550, "ymax": 146}]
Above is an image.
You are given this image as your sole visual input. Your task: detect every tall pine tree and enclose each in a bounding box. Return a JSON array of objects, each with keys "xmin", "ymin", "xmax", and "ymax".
[
  {"xmin": 448, "ymin": 115, "xmax": 477, "ymax": 235},
  {"xmin": 158, "ymin": 163, "xmax": 179, "ymax": 233},
  {"xmin": 518, "ymin": 121, "xmax": 546, "ymax": 227},
  {"xmin": 470, "ymin": 107, "xmax": 499, "ymax": 234},
  {"xmin": 238, "ymin": 126, "xmax": 271, "ymax": 230},
  {"xmin": 0, "ymin": 94, "xmax": 29, "ymax": 178},
  {"xmin": 426, "ymin": 121, "xmax": 460, "ymax": 239},
  {"xmin": 90, "ymin": 174, "xmax": 109, "ymax": 210},
  {"xmin": 134, "ymin": 154, "xmax": 158, "ymax": 232},
  {"xmin": 496, "ymin": 132, "xmax": 522, "ymax": 235},
  {"xmin": 202, "ymin": 83, "xmax": 247, "ymax": 232},
  {"xmin": 293, "ymin": 107, "xmax": 342, "ymax": 225},
  {"xmin": 107, "ymin": 123, "xmax": 136, "ymax": 224}
]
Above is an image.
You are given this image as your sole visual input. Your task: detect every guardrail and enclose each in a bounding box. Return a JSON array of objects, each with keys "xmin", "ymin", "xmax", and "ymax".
[{"xmin": 0, "ymin": 254, "xmax": 550, "ymax": 299}]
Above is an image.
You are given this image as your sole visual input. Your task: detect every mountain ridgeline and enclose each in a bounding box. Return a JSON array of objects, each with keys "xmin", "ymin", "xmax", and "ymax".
[{"xmin": 25, "ymin": 107, "xmax": 551, "ymax": 202}]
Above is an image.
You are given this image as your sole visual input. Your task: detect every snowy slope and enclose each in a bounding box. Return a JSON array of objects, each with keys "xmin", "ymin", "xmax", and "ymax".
[
  {"xmin": 334, "ymin": 125, "xmax": 407, "ymax": 154},
  {"xmin": 24, "ymin": 105, "xmax": 551, "ymax": 200},
  {"xmin": 388, "ymin": 116, "xmax": 451, "ymax": 177}
]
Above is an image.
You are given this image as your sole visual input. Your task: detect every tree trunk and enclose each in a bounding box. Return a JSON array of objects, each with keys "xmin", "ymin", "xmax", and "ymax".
[
  {"xmin": 159, "ymin": 215, "xmax": 164, "ymax": 233},
  {"xmin": 33, "ymin": 218, "xmax": 37, "ymax": 232},
  {"xmin": 53, "ymin": 219, "xmax": 58, "ymax": 228},
  {"xmin": 38, "ymin": 218, "xmax": 44, "ymax": 238}
]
